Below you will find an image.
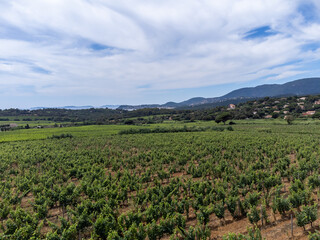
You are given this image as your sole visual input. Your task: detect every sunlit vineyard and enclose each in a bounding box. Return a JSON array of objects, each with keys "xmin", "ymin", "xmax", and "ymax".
[{"xmin": 1, "ymin": 121, "xmax": 320, "ymax": 239}]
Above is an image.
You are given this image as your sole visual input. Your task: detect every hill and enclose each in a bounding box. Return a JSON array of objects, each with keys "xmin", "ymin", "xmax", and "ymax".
[
  {"xmin": 222, "ymin": 78, "xmax": 320, "ymax": 99},
  {"xmin": 118, "ymin": 78, "xmax": 320, "ymax": 110}
]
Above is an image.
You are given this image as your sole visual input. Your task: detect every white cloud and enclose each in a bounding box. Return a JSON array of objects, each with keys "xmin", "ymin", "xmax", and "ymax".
[{"xmin": 0, "ymin": 0, "xmax": 320, "ymax": 106}]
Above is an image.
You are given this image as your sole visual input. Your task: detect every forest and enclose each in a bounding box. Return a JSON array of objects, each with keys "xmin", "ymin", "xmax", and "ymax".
[{"xmin": 1, "ymin": 94, "xmax": 320, "ymax": 126}]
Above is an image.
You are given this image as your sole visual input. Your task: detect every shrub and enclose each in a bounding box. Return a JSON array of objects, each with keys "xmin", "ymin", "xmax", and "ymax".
[{"xmin": 48, "ymin": 134, "xmax": 73, "ymax": 139}]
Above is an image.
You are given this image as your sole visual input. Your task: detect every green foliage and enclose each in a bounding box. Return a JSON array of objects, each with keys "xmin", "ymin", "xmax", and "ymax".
[
  {"xmin": 179, "ymin": 224, "xmax": 211, "ymax": 240},
  {"xmin": 118, "ymin": 126, "xmax": 231, "ymax": 135},
  {"xmin": 215, "ymin": 112, "xmax": 232, "ymax": 124},
  {"xmin": 226, "ymin": 196, "xmax": 238, "ymax": 218},
  {"xmin": 288, "ymin": 189, "xmax": 310, "ymax": 210},
  {"xmin": 48, "ymin": 133, "xmax": 73, "ymax": 139},
  {"xmin": 247, "ymin": 207, "xmax": 260, "ymax": 225},
  {"xmin": 273, "ymin": 196, "xmax": 290, "ymax": 216},
  {"xmin": 197, "ymin": 206, "xmax": 213, "ymax": 226},
  {"xmin": 286, "ymin": 115, "xmax": 295, "ymax": 125},
  {"xmin": 214, "ymin": 202, "xmax": 225, "ymax": 220},
  {"xmin": 296, "ymin": 205, "xmax": 318, "ymax": 230},
  {"xmin": 1, "ymin": 120, "xmax": 320, "ymax": 238},
  {"xmin": 308, "ymin": 174, "xmax": 320, "ymax": 189},
  {"xmin": 223, "ymin": 227, "xmax": 263, "ymax": 240},
  {"xmin": 309, "ymin": 230, "xmax": 320, "ymax": 240}
]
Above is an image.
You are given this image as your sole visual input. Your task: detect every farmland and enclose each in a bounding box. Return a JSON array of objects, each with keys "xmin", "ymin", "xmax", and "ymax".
[{"xmin": 1, "ymin": 120, "xmax": 320, "ymax": 239}]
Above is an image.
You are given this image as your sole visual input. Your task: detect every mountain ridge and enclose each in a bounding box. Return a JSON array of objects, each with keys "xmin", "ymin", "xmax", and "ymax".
[
  {"xmin": 28, "ymin": 78, "xmax": 320, "ymax": 110},
  {"xmin": 118, "ymin": 78, "xmax": 320, "ymax": 110}
]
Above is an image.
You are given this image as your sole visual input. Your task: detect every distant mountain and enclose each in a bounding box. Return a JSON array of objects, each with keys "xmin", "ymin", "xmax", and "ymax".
[
  {"xmin": 62, "ymin": 106, "xmax": 94, "ymax": 110},
  {"xmin": 30, "ymin": 78, "xmax": 320, "ymax": 111},
  {"xmin": 30, "ymin": 106, "xmax": 94, "ymax": 110},
  {"xmin": 118, "ymin": 78, "xmax": 320, "ymax": 110},
  {"xmin": 30, "ymin": 105, "xmax": 122, "ymax": 110},
  {"xmin": 100, "ymin": 105, "xmax": 120, "ymax": 109},
  {"xmin": 222, "ymin": 78, "xmax": 320, "ymax": 99}
]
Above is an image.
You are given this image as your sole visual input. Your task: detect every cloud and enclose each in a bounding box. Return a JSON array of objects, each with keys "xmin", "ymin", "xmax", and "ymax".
[{"xmin": 0, "ymin": 0, "xmax": 320, "ymax": 106}]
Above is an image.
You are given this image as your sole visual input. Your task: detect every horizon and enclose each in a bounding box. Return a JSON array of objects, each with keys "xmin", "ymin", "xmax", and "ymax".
[
  {"xmin": 1, "ymin": 1, "xmax": 320, "ymax": 108},
  {"xmin": 0, "ymin": 76, "xmax": 318, "ymax": 110}
]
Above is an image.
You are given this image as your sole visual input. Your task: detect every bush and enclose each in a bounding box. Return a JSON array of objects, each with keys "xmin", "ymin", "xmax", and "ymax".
[
  {"xmin": 309, "ymin": 230, "xmax": 320, "ymax": 240},
  {"xmin": 227, "ymin": 126, "xmax": 234, "ymax": 131},
  {"xmin": 119, "ymin": 126, "xmax": 210, "ymax": 135},
  {"xmin": 48, "ymin": 134, "xmax": 73, "ymax": 139},
  {"xmin": 247, "ymin": 207, "xmax": 260, "ymax": 225},
  {"xmin": 223, "ymin": 227, "xmax": 263, "ymax": 240},
  {"xmin": 296, "ymin": 205, "xmax": 318, "ymax": 230}
]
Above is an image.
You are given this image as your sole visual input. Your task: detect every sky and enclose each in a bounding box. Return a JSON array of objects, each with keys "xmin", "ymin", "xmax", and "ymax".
[{"xmin": 0, "ymin": 0, "xmax": 320, "ymax": 108}]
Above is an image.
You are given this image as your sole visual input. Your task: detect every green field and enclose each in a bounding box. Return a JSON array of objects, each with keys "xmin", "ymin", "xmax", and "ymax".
[
  {"xmin": 2, "ymin": 119, "xmax": 320, "ymax": 143},
  {"xmin": 1, "ymin": 120, "xmax": 320, "ymax": 239}
]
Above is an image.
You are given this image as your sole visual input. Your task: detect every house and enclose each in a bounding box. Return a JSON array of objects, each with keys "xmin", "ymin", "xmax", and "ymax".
[
  {"xmin": 228, "ymin": 104, "xmax": 236, "ymax": 110},
  {"xmin": 299, "ymin": 97, "xmax": 307, "ymax": 101},
  {"xmin": 9, "ymin": 123, "xmax": 18, "ymax": 128},
  {"xmin": 283, "ymin": 111, "xmax": 289, "ymax": 114},
  {"xmin": 265, "ymin": 115, "xmax": 273, "ymax": 119},
  {"xmin": 273, "ymin": 111, "xmax": 280, "ymax": 113},
  {"xmin": 302, "ymin": 111, "xmax": 316, "ymax": 116},
  {"xmin": 314, "ymin": 100, "xmax": 320, "ymax": 105}
]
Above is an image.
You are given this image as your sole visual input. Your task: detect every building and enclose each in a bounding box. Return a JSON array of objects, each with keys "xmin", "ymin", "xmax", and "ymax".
[
  {"xmin": 228, "ymin": 104, "xmax": 236, "ymax": 110},
  {"xmin": 302, "ymin": 111, "xmax": 316, "ymax": 116}
]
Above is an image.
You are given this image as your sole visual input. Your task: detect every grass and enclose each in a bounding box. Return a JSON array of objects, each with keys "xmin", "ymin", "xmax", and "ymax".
[
  {"xmin": 1, "ymin": 118, "xmax": 320, "ymax": 143},
  {"xmin": 0, "ymin": 120, "xmax": 78, "ymax": 127},
  {"xmin": 0, "ymin": 125, "xmax": 141, "ymax": 143}
]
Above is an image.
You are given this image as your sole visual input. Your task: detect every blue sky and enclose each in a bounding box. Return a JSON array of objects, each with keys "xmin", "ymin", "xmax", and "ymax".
[{"xmin": 0, "ymin": 0, "xmax": 320, "ymax": 108}]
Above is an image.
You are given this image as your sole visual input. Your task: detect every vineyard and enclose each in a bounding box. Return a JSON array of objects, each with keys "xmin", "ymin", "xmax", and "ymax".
[{"xmin": 1, "ymin": 121, "xmax": 320, "ymax": 239}]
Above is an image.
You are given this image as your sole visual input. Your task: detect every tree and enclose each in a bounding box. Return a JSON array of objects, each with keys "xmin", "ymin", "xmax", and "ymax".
[
  {"xmin": 215, "ymin": 112, "xmax": 232, "ymax": 125},
  {"xmin": 272, "ymin": 112, "xmax": 280, "ymax": 119},
  {"xmin": 312, "ymin": 112, "xmax": 320, "ymax": 119},
  {"xmin": 286, "ymin": 115, "xmax": 294, "ymax": 125}
]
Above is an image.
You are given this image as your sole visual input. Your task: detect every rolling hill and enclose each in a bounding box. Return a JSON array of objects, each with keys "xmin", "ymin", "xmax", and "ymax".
[{"xmin": 118, "ymin": 78, "xmax": 320, "ymax": 110}]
